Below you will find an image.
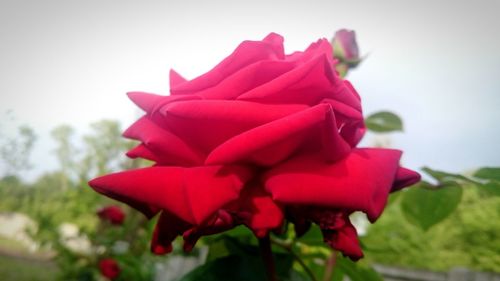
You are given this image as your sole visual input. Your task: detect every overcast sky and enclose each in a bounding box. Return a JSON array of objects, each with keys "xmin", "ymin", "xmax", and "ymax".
[{"xmin": 1, "ymin": 0, "xmax": 499, "ymax": 180}]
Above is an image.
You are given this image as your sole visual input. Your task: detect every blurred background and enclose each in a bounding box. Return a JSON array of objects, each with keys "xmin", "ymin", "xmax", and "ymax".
[{"xmin": 1, "ymin": 0, "xmax": 499, "ymax": 280}]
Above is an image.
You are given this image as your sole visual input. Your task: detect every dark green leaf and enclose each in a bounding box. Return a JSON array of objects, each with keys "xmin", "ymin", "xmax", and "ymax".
[
  {"xmin": 336, "ymin": 256, "xmax": 383, "ymax": 281},
  {"xmin": 421, "ymin": 167, "xmax": 477, "ymax": 185},
  {"xmin": 401, "ymin": 183, "xmax": 463, "ymax": 231},
  {"xmin": 480, "ymin": 181, "xmax": 500, "ymax": 197},
  {"xmin": 297, "ymin": 224, "xmax": 326, "ymax": 246},
  {"xmin": 365, "ymin": 111, "xmax": 403, "ymax": 132},
  {"xmin": 474, "ymin": 167, "xmax": 500, "ymax": 181},
  {"xmin": 183, "ymin": 236, "xmax": 293, "ymax": 281},
  {"xmin": 386, "ymin": 191, "xmax": 401, "ymax": 207}
]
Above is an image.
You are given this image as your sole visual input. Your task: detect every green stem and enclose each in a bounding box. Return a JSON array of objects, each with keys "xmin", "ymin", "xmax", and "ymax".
[
  {"xmin": 259, "ymin": 235, "xmax": 278, "ymax": 281},
  {"xmin": 322, "ymin": 250, "xmax": 337, "ymax": 281},
  {"xmin": 271, "ymin": 237, "xmax": 318, "ymax": 281}
]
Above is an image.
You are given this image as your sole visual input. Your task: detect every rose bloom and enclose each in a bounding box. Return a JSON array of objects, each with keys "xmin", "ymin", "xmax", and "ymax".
[
  {"xmin": 89, "ymin": 33, "xmax": 420, "ymax": 260},
  {"xmin": 99, "ymin": 258, "xmax": 121, "ymax": 280},
  {"xmin": 97, "ymin": 205, "xmax": 126, "ymax": 225}
]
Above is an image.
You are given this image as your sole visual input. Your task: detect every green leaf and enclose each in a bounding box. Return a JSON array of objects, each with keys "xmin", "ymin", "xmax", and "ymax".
[
  {"xmin": 474, "ymin": 167, "xmax": 500, "ymax": 181},
  {"xmin": 296, "ymin": 224, "xmax": 326, "ymax": 246},
  {"xmin": 421, "ymin": 167, "xmax": 477, "ymax": 185},
  {"xmin": 206, "ymin": 239, "xmax": 231, "ymax": 261},
  {"xmin": 386, "ymin": 191, "xmax": 401, "ymax": 207},
  {"xmin": 183, "ymin": 236, "xmax": 293, "ymax": 281},
  {"xmin": 480, "ymin": 181, "xmax": 500, "ymax": 197},
  {"xmin": 401, "ymin": 183, "xmax": 463, "ymax": 231},
  {"xmin": 335, "ymin": 256, "xmax": 383, "ymax": 281},
  {"xmin": 365, "ymin": 111, "xmax": 403, "ymax": 132}
]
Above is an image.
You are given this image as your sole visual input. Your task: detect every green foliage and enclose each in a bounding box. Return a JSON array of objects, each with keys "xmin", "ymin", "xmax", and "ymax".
[
  {"xmin": 333, "ymin": 256, "xmax": 383, "ymax": 281},
  {"xmin": 474, "ymin": 167, "xmax": 500, "ymax": 181},
  {"xmin": 182, "ymin": 236, "xmax": 295, "ymax": 281},
  {"xmin": 401, "ymin": 183, "xmax": 463, "ymax": 231},
  {"xmin": 365, "ymin": 111, "xmax": 403, "ymax": 132},
  {"xmin": 1, "ymin": 115, "xmax": 499, "ymax": 280},
  {"xmin": 0, "ymin": 255, "xmax": 57, "ymax": 281},
  {"xmin": 0, "ymin": 124, "xmax": 36, "ymax": 177},
  {"xmin": 363, "ymin": 184, "xmax": 500, "ymax": 272}
]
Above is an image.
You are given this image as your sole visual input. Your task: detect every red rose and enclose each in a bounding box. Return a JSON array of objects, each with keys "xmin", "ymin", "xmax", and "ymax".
[
  {"xmin": 98, "ymin": 258, "xmax": 121, "ymax": 280},
  {"xmin": 97, "ymin": 205, "xmax": 125, "ymax": 225},
  {"xmin": 89, "ymin": 33, "xmax": 419, "ymax": 260}
]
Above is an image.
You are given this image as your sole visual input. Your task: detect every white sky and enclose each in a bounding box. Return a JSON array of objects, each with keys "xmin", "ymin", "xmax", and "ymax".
[{"xmin": 1, "ymin": 0, "xmax": 499, "ymax": 180}]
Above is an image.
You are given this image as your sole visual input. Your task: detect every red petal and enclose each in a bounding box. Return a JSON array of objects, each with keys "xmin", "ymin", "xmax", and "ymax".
[
  {"xmin": 264, "ymin": 148, "xmax": 404, "ymax": 222},
  {"xmin": 182, "ymin": 210, "xmax": 236, "ymax": 252},
  {"xmin": 322, "ymin": 219, "xmax": 363, "ymax": 261},
  {"xmin": 126, "ymin": 143, "xmax": 161, "ymax": 163},
  {"xmin": 159, "ymin": 100, "xmax": 307, "ymax": 153},
  {"xmin": 321, "ymin": 98, "xmax": 365, "ymax": 146},
  {"xmin": 191, "ymin": 60, "xmax": 295, "ymax": 100},
  {"xmin": 234, "ymin": 183, "xmax": 284, "ymax": 237},
  {"xmin": 127, "ymin": 92, "xmax": 165, "ymax": 113},
  {"xmin": 151, "ymin": 211, "xmax": 190, "ymax": 255},
  {"xmin": 237, "ymin": 54, "xmax": 339, "ymax": 105},
  {"xmin": 171, "ymin": 33, "xmax": 284, "ymax": 95},
  {"xmin": 392, "ymin": 167, "xmax": 421, "ymax": 191},
  {"xmin": 123, "ymin": 116, "xmax": 204, "ymax": 165},
  {"xmin": 127, "ymin": 91, "xmax": 200, "ymax": 114},
  {"xmin": 286, "ymin": 38, "xmax": 335, "ymax": 66},
  {"xmin": 169, "ymin": 69, "xmax": 187, "ymax": 89},
  {"xmin": 206, "ymin": 104, "xmax": 351, "ymax": 166},
  {"xmin": 89, "ymin": 165, "xmax": 253, "ymax": 224}
]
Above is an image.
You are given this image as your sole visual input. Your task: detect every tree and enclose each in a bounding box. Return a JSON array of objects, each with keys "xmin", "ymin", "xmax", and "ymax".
[
  {"xmin": 79, "ymin": 120, "xmax": 130, "ymax": 181},
  {"xmin": 51, "ymin": 125, "xmax": 77, "ymax": 189},
  {"xmin": 0, "ymin": 125, "xmax": 36, "ymax": 178}
]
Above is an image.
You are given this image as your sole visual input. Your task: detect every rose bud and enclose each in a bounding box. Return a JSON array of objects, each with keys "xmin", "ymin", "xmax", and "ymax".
[
  {"xmin": 89, "ymin": 33, "xmax": 419, "ymax": 261},
  {"xmin": 331, "ymin": 29, "xmax": 362, "ymax": 77},
  {"xmin": 98, "ymin": 258, "xmax": 121, "ymax": 280},
  {"xmin": 97, "ymin": 205, "xmax": 125, "ymax": 225}
]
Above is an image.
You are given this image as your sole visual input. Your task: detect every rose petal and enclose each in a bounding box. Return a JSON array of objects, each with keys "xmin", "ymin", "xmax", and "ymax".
[
  {"xmin": 127, "ymin": 91, "xmax": 200, "ymax": 115},
  {"xmin": 286, "ymin": 38, "xmax": 335, "ymax": 66},
  {"xmin": 169, "ymin": 69, "xmax": 187, "ymax": 89},
  {"xmin": 89, "ymin": 165, "xmax": 253, "ymax": 224},
  {"xmin": 322, "ymin": 219, "xmax": 363, "ymax": 261},
  {"xmin": 126, "ymin": 143, "xmax": 161, "ymax": 163},
  {"xmin": 127, "ymin": 92, "xmax": 166, "ymax": 113},
  {"xmin": 321, "ymin": 98, "xmax": 365, "ymax": 146},
  {"xmin": 392, "ymin": 167, "xmax": 421, "ymax": 191},
  {"xmin": 192, "ymin": 60, "xmax": 295, "ymax": 100},
  {"xmin": 206, "ymin": 104, "xmax": 351, "ymax": 166},
  {"xmin": 151, "ymin": 211, "xmax": 190, "ymax": 255},
  {"xmin": 159, "ymin": 100, "xmax": 307, "ymax": 153},
  {"xmin": 233, "ymin": 183, "xmax": 284, "ymax": 237},
  {"xmin": 182, "ymin": 209, "xmax": 236, "ymax": 252},
  {"xmin": 123, "ymin": 116, "xmax": 205, "ymax": 165},
  {"xmin": 171, "ymin": 33, "xmax": 284, "ymax": 95},
  {"xmin": 263, "ymin": 148, "xmax": 405, "ymax": 222},
  {"xmin": 237, "ymin": 53, "xmax": 339, "ymax": 105}
]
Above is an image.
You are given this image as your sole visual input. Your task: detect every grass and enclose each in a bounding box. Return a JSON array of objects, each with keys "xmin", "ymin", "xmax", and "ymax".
[
  {"xmin": 0, "ymin": 235, "xmax": 31, "ymax": 254},
  {"xmin": 0, "ymin": 236, "xmax": 58, "ymax": 281},
  {"xmin": 0, "ymin": 255, "xmax": 58, "ymax": 281}
]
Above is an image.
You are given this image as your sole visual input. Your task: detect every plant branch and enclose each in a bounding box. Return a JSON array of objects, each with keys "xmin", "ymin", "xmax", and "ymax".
[
  {"xmin": 271, "ymin": 237, "xmax": 318, "ymax": 281},
  {"xmin": 259, "ymin": 235, "xmax": 278, "ymax": 281},
  {"xmin": 322, "ymin": 250, "xmax": 337, "ymax": 281}
]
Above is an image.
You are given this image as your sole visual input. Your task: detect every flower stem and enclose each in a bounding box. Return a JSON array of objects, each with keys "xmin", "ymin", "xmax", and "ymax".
[
  {"xmin": 322, "ymin": 250, "xmax": 337, "ymax": 281},
  {"xmin": 270, "ymin": 237, "xmax": 318, "ymax": 281},
  {"xmin": 259, "ymin": 235, "xmax": 278, "ymax": 281}
]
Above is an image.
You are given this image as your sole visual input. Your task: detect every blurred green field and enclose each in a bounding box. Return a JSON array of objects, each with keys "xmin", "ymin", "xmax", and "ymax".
[
  {"xmin": 0, "ymin": 254, "xmax": 57, "ymax": 281},
  {"xmin": 0, "ymin": 235, "xmax": 57, "ymax": 281}
]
